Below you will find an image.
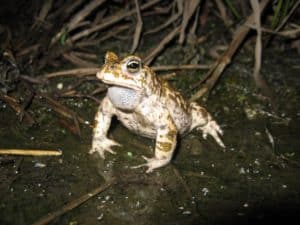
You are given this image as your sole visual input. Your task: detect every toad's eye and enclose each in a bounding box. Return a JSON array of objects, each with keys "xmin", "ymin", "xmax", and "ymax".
[{"xmin": 126, "ymin": 59, "xmax": 141, "ymax": 73}]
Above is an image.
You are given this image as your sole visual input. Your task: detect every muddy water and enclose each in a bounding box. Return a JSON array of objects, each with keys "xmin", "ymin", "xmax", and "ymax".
[{"xmin": 0, "ymin": 49, "xmax": 300, "ymax": 225}]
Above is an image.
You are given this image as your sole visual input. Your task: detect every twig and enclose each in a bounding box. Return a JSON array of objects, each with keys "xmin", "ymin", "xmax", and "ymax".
[
  {"xmin": 31, "ymin": 178, "xmax": 117, "ymax": 225},
  {"xmin": 152, "ymin": 64, "xmax": 210, "ymax": 71},
  {"xmin": 69, "ymin": 0, "xmax": 161, "ymax": 43},
  {"xmin": 250, "ymin": 0, "xmax": 273, "ymax": 100},
  {"xmin": 130, "ymin": 0, "xmax": 143, "ymax": 53},
  {"xmin": 172, "ymin": 165, "xmax": 193, "ymax": 198},
  {"xmin": 43, "ymin": 63, "xmax": 210, "ymax": 79},
  {"xmin": 0, "ymin": 93, "xmax": 35, "ymax": 125},
  {"xmin": 37, "ymin": 93, "xmax": 91, "ymax": 129},
  {"xmin": 189, "ymin": 0, "xmax": 271, "ymax": 101},
  {"xmin": 63, "ymin": 52, "xmax": 98, "ymax": 67},
  {"xmin": 51, "ymin": 0, "xmax": 106, "ymax": 45},
  {"xmin": 0, "ymin": 149, "xmax": 61, "ymax": 156},
  {"xmin": 32, "ymin": 0, "xmax": 54, "ymax": 29},
  {"xmin": 43, "ymin": 68, "xmax": 99, "ymax": 79},
  {"xmin": 265, "ymin": 0, "xmax": 300, "ymax": 45},
  {"xmin": 145, "ymin": 13, "xmax": 181, "ymax": 35},
  {"xmin": 179, "ymin": 0, "xmax": 201, "ymax": 44},
  {"xmin": 72, "ymin": 51, "xmax": 97, "ymax": 60},
  {"xmin": 144, "ymin": 26, "xmax": 181, "ymax": 65},
  {"xmin": 213, "ymin": 0, "xmax": 231, "ymax": 26}
]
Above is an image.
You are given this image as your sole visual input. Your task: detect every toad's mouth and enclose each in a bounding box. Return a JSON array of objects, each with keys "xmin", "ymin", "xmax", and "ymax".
[
  {"xmin": 97, "ymin": 71, "xmax": 141, "ymax": 91},
  {"xmin": 103, "ymin": 80, "xmax": 142, "ymax": 91}
]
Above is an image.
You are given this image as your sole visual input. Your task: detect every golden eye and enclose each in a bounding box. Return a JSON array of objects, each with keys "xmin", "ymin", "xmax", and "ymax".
[{"xmin": 126, "ymin": 59, "xmax": 141, "ymax": 73}]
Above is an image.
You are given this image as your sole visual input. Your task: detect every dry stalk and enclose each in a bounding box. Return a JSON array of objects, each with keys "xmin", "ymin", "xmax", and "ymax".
[
  {"xmin": 31, "ymin": 0, "xmax": 54, "ymax": 29},
  {"xmin": 51, "ymin": 0, "xmax": 106, "ymax": 45},
  {"xmin": 69, "ymin": 0, "xmax": 161, "ymax": 43},
  {"xmin": 131, "ymin": 0, "xmax": 143, "ymax": 53},
  {"xmin": 31, "ymin": 178, "xmax": 117, "ymax": 225},
  {"xmin": 179, "ymin": 0, "xmax": 201, "ymax": 44},
  {"xmin": 0, "ymin": 149, "xmax": 61, "ymax": 156},
  {"xmin": 63, "ymin": 52, "xmax": 98, "ymax": 67},
  {"xmin": 190, "ymin": 0, "xmax": 271, "ymax": 101},
  {"xmin": 144, "ymin": 26, "xmax": 181, "ymax": 65},
  {"xmin": 145, "ymin": 13, "xmax": 181, "ymax": 35}
]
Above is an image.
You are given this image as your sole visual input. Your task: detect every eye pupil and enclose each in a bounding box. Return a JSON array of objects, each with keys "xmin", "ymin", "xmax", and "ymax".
[
  {"xmin": 128, "ymin": 62, "xmax": 138, "ymax": 69},
  {"xmin": 126, "ymin": 59, "xmax": 141, "ymax": 73}
]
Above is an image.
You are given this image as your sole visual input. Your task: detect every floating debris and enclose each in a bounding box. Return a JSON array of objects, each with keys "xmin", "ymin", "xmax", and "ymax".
[
  {"xmin": 202, "ymin": 188, "xmax": 209, "ymax": 196},
  {"xmin": 34, "ymin": 162, "xmax": 46, "ymax": 168}
]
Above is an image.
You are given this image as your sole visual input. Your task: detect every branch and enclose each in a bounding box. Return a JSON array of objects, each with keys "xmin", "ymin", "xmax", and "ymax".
[
  {"xmin": 0, "ymin": 149, "xmax": 61, "ymax": 156},
  {"xmin": 130, "ymin": 0, "xmax": 143, "ymax": 53},
  {"xmin": 190, "ymin": 0, "xmax": 271, "ymax": 101}
]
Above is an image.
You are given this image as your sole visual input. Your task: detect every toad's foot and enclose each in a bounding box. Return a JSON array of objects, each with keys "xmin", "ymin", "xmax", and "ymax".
[
  {"xmin": 198, "ymin": 120, "xmax": 225, "ymax": 148},
  {"xmin": 131, "ymin": 156, "xmax": 171, "ymax": 173},
  {"xmin": 89, "ymin": 138, "xmax": 121, "ymax": 159}
]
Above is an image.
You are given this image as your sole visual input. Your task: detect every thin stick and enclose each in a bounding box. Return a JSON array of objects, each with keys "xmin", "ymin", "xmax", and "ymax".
[
  {"xmin": 43, "ymin": 63, "xmax": 210, "ymax": 79},
  {"xmin": 145, "ymin": 13, "xmax": 181, "ymax": 35},
  {"xmin": 0, "ymin": 149, "xmax": 61, "ymax": 156},
  {"xmin": 31, "ymin": 178, "xmax": 117, "ymax": 225},
  {"xmin": 69, "ymin": 0, "xmax": 160, "ymax": 43},
  {"xmin": 250, "ymin": 0, "xmax": 270, "ymax": 96},
  {"xmin": 44, "ymin": 68, "xmax": 99, "ymax": 79},
  {"xmin": 179, "ymin": 0, "xmax": 201, "ymax": 44},
  {"xmin": 51, "ymin": 0, "xmax": 106, "ymax": 45},
  {"xmin": 63, "ymin": 52, "xmax": 98, "ymax": 67},
  {"xmin": 190, "ymin": 0, "xmax": 271, "ymax": 101},
  {"xmin": 131, "ymin": 0, "xmax": 143, "ymax": 53},
  {"xmin": 144, "ymin": 26, "xmax": 181, "ymax": 65},
  {"xmin": 152, "ymin": 64, "xmax": 210, "ymax": 71}
]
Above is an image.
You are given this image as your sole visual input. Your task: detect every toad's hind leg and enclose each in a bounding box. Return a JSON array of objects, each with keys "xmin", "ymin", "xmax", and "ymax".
[{"xmin": 189, "ymin": 102, "xmax": 225, "ymax": 148}]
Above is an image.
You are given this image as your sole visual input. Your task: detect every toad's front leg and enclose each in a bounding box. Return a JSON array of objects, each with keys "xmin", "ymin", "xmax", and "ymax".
[
  {"xmin": 89, "ymin": 97, "xmax": 121, "ymax": 158},
  {"xmin": 133, "ymin": 115, "xmax": 177, "ymax": 173}
]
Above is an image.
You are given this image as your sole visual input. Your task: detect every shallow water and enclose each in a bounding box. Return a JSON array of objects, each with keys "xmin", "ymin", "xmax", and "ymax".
[{"xmin": 0, "ymin": 48, "xmax": 300, "ymax": 225}]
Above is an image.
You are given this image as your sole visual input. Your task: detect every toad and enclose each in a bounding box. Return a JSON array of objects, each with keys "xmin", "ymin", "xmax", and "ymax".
[{"xmin": 90, "ymin": 52, "xmax": 224, "ymax": 173}]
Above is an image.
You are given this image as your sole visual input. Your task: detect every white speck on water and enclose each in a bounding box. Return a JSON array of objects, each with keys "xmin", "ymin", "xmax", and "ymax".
[
  {"xmin": 57, "ymin": 83, "xmax": 63, "ymax": 90},
  {"xmin": 179, "ymin": 206, "xmax": 184, "ymax": 210},
  {"xmin": 105, "ymin": 195, "xmax": 110, "ymax": 201},
  {"xmin": 202, "ymin": 188, "xmax": 209, "ymax": 196},
  {"xmin": 136, "ymin": 201, "xmax": 140, "ymax": 207},
  {"xmin": 254, "ymin": 159, "xmax": 260, "ymax": 166},
  {"xmin": 97, "ymin": 213, "xmax": 104, "ymax": 220},
  {"xmin": 282, "ymin": 184, "xmax": 287, "ymax": 189},
  {"xmin": 239, "ymin": 167, "xmax": 246, "ymax": 174},
  {"xmin": 243, "ymin": 203, "xmax": 249, "ymax": 208},
  {"xmin": 253, "ymin": 169, "xmax": 260, "ymax": 174},
  {"xmin": 183, "ymin": 210, "xmax": 192, "ymax": 215},
  {"xmin": 255, "ymin": 131, "xmax": 261, "ymax": 136},
  {"xmin": 34, "ymin": 162, "xmax": 46, "ymax": 168}
]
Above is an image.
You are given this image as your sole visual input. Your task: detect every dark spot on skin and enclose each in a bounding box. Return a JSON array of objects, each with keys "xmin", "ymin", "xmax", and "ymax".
[
  {"xmin": 199, "ymin": 107, "xmax": 208, "ymax": 118},
  {"xmin": 166, "ymin": 130, "xmax": 177, "ymax": 141},
  {"xmin": 157, "ymin": 142, "xmax": 173, "ymax": 152}
]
